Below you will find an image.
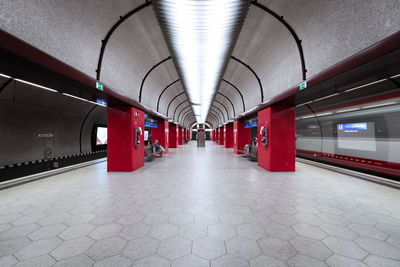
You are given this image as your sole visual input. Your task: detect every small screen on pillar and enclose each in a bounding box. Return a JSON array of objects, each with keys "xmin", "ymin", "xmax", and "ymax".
[
  {"xmin": 144, "ymin": 130, "xmax": 149, "ymax": 141},
  {"xmin": 96, "ymin": 127, "xmax": 107, "ymax": 145}
]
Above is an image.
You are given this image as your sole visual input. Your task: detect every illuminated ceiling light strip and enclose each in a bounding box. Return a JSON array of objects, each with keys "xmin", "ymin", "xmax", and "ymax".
[
  {"xmin": 0, "ymin": 73, "xmax": 12, "ymax": 79},
  {"xmin": 344, "ymin": 78, "xmax": 387, "ymax": 93},
  {"xmin": 88, "ymin": 100, "xmax": 107, "ymax": 107},
  {"xmin": 336, "ymin": 107, "xmax": 360, "ymax": 113},
  {"xmin": 62, "ymin": 93, "xmax": 88, "ymax": 102},
  {"xmin": 14, "ymin": 79, "xmax": 57, "ymax": 93},
  {"xmin": 153, "ymin": 0, "xmax": 250, "ymax": 123},
  {"xmin": 301, "ymin": 115, "xmax": 315, "ymax": 119},
  {"xmin": 390, "ymin": 74, "xmax": 400, "ymax": 79},
  {"xmin": 316, "ymin": 112, "xmax": 333, "ymax": 117},
  {"xmin": 362, "ymin": 101, "xmax": 397, "ymax": 109},
  {"xmin": 313, "ymin": 93, "xmax": 339, "ymax": 102}
]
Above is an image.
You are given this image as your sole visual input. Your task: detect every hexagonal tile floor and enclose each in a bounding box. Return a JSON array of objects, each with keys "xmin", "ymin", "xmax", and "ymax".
[{"xmin": 0, "ymin": 141, "xmax": 399, "ymax": 266}]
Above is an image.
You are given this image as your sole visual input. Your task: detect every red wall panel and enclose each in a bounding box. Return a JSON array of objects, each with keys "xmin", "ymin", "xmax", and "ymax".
[
  {"xmin": 178, "ymin": 126, "xmax": 183, "ymax": 145},
  {"xmin": 224, "ymin": 123, "xmax": 234, "ymax": 148},
  {"xmin": 258, "ymin": 106, "xmax": 295, "ymax": 171},
  {"xmin": 233, "ymin": 120, "xmax": 251, "ymax": 154},
  {"xmin": 219, "ymin": 127, "xmax": 225, "ymax": 145},
  {"xmin": 151, "ymin": 120, "xmax": 169, "ymax": 154},
  {"xmin": 107, "ymin": 106, "xmax": 144, "ymax": 172},
  {"xmin": 169, "ymin": 123, "xmax": 178, "ymax": 148}
]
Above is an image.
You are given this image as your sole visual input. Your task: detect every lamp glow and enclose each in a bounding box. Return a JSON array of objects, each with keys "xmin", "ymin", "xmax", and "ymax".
[{"xmin": 153, "ymin": 0, "xmax": 250, "ymax": 123}]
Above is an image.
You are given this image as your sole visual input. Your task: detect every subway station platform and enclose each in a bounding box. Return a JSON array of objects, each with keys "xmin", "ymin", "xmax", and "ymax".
[{"xmin": 1, "ymin": 142, "xmax": 400, "ymax": 267}]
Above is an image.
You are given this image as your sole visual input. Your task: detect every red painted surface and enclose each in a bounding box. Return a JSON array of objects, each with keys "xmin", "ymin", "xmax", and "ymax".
[
  {"xmin": 297, "ymin": 149, "xmax": 400, "ymax": 177},
  {"xmin": 224, "ymin": 123, "xmax": 234, "ymax": 148},
  {"xmin": 233, "ymin": 121, "xmax": 251, "ymax": 154},
  {"xmin": 212, "ymin": 130, "xmax": 215, "ymax": 142},
  {"xmin": 107, "ymin": 106, "xmax": 144, "ymax": 172},
  {"xmin": 178, "ymin": 126, "xmax": 183, "ymax": 145},
  {"xmin": 169, "ymin": 123, "xmax": 178, "ymax": 148},
  {"xmin": 151, "ymin": 120, "xmax": 169, "ymax": 154},
  {"xmin": 258, "ymin": 106, "xmax": 295, "ymax": 171},
  {"xmin": 219, "ymin": 127, "xmax": 225, "ymax": 145}
]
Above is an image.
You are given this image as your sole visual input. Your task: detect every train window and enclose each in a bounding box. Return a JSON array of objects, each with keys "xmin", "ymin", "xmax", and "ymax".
[{"xmin": 337, "ymin": 122, "xmax": 376, "ymax": 151}]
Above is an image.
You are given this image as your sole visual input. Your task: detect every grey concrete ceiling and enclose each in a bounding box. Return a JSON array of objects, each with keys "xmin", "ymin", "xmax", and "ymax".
[{"xmin": 1, "ymin": 0, "xmax": 399, "ymax": 128}]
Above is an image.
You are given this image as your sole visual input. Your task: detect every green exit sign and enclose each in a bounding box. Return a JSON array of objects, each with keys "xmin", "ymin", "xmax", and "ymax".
[
  {"xmin": 96, "ymin": 82, "xmax": 104, "ymax": 91},
  {"xmin": 299, "ymin": 81, "xmax": 307, "ymax": 90}
]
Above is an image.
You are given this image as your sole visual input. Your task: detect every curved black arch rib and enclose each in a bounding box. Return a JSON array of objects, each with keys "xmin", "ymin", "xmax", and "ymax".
[
  {"xmin": 166, "ymin": 92, "xmax": 185, "ymax": 117},
  {"xmin": 181, "ymin": 110, "xmax": 193, "ymax": 125},
  {"xmin": 230, "ymin": 56, "xmax": 263, "ymax": 103},
  {"xmin": 173, "ymin": 100, "xmax": 189, "ymax": 121},
  {"xmin": 207, "ymin": 112, "xmax": 219, "ymax": 126},
  {"xmin": 139, "ymin": 56, "xmax": 171, "ymax": 103},
  {"xmin": 139, "ymin": 56, "xmax": 173, "ymax": 102},
  {"xmin": 207, "ymin": 111, "xmax": 219, "ymax": 124},
  {"xmin": 177, "ymin": 104, "xmax": 192, "ymax": 122},
  {"xmin": 184, "ymin": 114, "xmax": 195, "ymax": 128},
  {"xmin": 157, "ymin": 79, "xmax": 180, "ymax": 112},
  {"xmin": 184, "ymin": 114, "xmax": 196, "ymax": 128},
  {"xmin": 216, "ymin": 92, "xmax": 235, "ymax": 117},
  {"xmin": 79, "ymin": 105, "xmax": 98, "ymax": 153},
  {"xmin": 210, "ymin": 106, "xmax": 224, "ymax": 123},
  {"xmin": 96, "ymin": 1, "xmax": 152, "ymax": 80},
  {"xmin": 250, "ymin": 0, "xmax": 306, "ymax": 80},
  {"xmin": 211, "ymin": 111, "xmax": 222, "ymax": 126},
  {"xmin": 222, "ymin": 79, "xmax": 246, "ymax": 112},
  {"xmin": 213, "ymin": 99, "xmax": 230, "ymax": 121}
]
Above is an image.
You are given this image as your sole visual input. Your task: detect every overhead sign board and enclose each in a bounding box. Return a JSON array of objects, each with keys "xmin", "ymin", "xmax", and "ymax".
[
  {"xmin": 244, "ymin": 120, "xmax": 258, "ymax": 128},
  {"xmin": 144, "ymin": 121, "xmax": 158, "ymax": 128}
]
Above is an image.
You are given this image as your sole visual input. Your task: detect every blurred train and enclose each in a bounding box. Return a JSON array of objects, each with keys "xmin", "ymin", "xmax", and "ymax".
[{"xmin": 296, "ymin": 98, "xmax": 400, "ymax": 180}]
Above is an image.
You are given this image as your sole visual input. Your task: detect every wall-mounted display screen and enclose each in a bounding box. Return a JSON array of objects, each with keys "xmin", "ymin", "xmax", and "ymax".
[
  {"xmin": 337, "ymin": 122, "xmax": 376, "ymax": 151},
  {"xmin": 144, "ymin": 130, "xmax": 149, "ymax": 141},
  {"xmin": 96, "ymin": 127, "xmax": 107, "ymax": 145}
]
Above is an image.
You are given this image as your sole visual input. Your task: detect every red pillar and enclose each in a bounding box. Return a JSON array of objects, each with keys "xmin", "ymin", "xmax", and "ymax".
[
  {"xmin": 107, "ymin": 106, "xmax": 144, "ymax": 172},
  {"xmin": 234, "ymin": 120, "xmax": 251, "ymax": 154},
  {"xmin": 258, "ymin": 106, "xmax": 295, "ymax": 171},
  {"xmin": 169, "ymin": 123, "xmax": 178, "ymax": 148},
  {"xmin": 224, "ymin": 123, "xmax": 234, "ymax": 148},
  {"xmin": 178, "ymin": 126, "xmax": 183, "ymax": 145},
  {"xmin": 219, "ymin": 127, "xmax": 225, "ymax": 145},
  {"xmin": 186, "ymin": 129, "xmax": 191, "ymax": 142},
  {"xmin": 151, "ymin": 120, "xmax": 169, "ymax": 154},
  {"xmin": 212, "ymin": 130, "xmax": 215, "ymax": 141}
]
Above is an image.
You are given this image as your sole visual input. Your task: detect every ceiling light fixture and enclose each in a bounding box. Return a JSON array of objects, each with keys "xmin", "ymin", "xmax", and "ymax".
[
  {"xmin": 153, "ymin": 0, "xmax": 250, "ymax": 123},
  {"xmin": 14, "ymin": 79, "xmax": 57, "ymax": 93},
  {"xmin": 0, "ymin": 73, "xmax": 12, "ymax": 79},
  {"xmin": 362, "ymin": 101, "xmax": 397, "ymax": 109}
]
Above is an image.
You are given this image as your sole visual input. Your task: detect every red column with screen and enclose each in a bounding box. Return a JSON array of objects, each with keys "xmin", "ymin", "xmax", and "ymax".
[
  {"xmin": 233, "ymin": 120, "xmax": 251, "ymax": 154},
  {"xmin": 258, "ymin": 106, "xmax": 295, "ymax": 171},
  {"xmin": 169, "ymin": 123, "xmax": 178, "ymax": 148},
  {"xmin": 152, "ymin": 120, "xmax": 169, "ymax": 154},
  {"xmin": 107, "ymin": 106, "xmax": 144, "ymax": 172},
  {"xmin": 224, "ymin": 123, "xmax": 234, "ymax": 148}
]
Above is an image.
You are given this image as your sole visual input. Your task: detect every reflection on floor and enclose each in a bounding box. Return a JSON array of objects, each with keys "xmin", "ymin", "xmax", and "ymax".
[{"xmin": 0, "ymin": 141, "xmax": 400, "ymax": 267}]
